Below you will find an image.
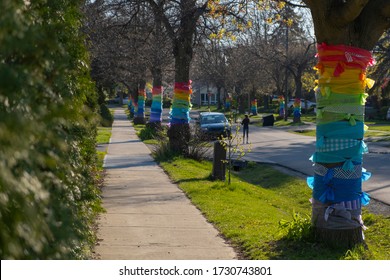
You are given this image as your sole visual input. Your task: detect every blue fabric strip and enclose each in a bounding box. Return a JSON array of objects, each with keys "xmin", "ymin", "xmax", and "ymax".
[
  {"xmin": 310, "ymin": 152, "xmax": 362, "ymax": 165},
  {"xmin": 308, "ymin": 173, "xmax": 368, "ymax": 204},
  {"xmin": 316, "ymin": 120, "xmax": 364, "ymax": 139}
]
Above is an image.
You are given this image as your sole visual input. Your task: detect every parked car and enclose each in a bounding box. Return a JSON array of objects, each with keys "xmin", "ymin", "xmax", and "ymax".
[
  {"xmin": 196, "ymin": 112, "xmax": 231, "ymax": 140},
  {"xmin": 287, "ymin": 99, "xmax": 316, "ymax": 109},
  {"xmin": 387, "ymin": 107, "xmax": 390, "ymax": 120}
]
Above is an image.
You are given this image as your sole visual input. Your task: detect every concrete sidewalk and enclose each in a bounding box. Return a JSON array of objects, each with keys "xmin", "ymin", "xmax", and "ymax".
[{"xmin": 94, "ymin": 108, "xmax": 237, "ymax": 260}]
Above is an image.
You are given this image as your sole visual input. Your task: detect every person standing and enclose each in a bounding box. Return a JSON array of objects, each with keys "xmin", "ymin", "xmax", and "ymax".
[{"xmin": 241, "ymin": 114, "xmax": 250, "ymax": 144}]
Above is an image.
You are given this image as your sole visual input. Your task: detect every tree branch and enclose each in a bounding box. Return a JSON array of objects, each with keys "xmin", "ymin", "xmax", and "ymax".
[
  {"xmin": 330, "ymin": 0, "xmax": 370, "ymax": 26},
  {"xmin": 284, "ymin": 0, "xmax": 308, "ymax": 8},
  {"xmin": 145, "ymin": 0, "xmax": 176, "ymax": 41},
  {"xmin": 301, "ymin": 0, "xmax": 316, "ymax": 9},
  {"xmin": 358, "ymin": 0, "xmax": 390, "ymax": 49}
]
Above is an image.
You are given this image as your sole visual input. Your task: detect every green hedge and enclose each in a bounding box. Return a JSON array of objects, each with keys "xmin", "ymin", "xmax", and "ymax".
[
  {"xmin": 0, "ymin": 0, "xmax": 101, "ymax": 259},
  {"xmin": 99, "ymin": 103, "xmax": 114, "ymax": 127}
]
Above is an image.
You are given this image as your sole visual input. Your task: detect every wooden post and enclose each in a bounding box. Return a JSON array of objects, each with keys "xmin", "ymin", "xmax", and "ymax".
[{"xmin": 212, "ymin": 141, "xmax": 226, "ymax": 181}]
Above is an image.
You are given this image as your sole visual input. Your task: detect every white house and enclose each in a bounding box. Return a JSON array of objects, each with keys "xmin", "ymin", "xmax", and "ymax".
[{"xmin": 191, "ymin": 83, "xmax": 227, "ymax": 106}]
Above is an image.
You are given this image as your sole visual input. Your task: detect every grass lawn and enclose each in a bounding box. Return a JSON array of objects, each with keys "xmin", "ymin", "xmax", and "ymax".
[
  {"xmin": 292, "ymin": 128, "xmax": 390, "ymax": 139},
  {"xmin": 96, "ymin": 126, "xmax": 111, "ymax": 171},
  {"xmin": 159, "ymin": 157, "xmax": 390, "ymax": 260},
  {"xmin": 367, "ymin": 125, "xmax": 390, "ymax": 132},
  {"xmin": 96, "ymin": 126, "xmax": 111, "ymax": 144},
  {"xmin": 267, "ymin": 114, "xmax": 317, "ymax": 127}
]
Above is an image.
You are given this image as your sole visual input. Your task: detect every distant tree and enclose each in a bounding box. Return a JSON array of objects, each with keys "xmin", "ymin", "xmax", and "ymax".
[
  {"xmin": 369, "ymin": 30, "xmax": 390, "ymax": 107},
  {"xmin": 192, "ymin": 40, "xmax": 229, "ymax": 110}
]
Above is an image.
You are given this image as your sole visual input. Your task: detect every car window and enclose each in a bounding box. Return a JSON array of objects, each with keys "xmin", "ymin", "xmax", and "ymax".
[
  {"xmin": 200, "ymin": 115, "xmax": 226, "ymax": 124},
  {"xmin": 214, "ymin": 115, "xmax": 226, "ymax": 123}
]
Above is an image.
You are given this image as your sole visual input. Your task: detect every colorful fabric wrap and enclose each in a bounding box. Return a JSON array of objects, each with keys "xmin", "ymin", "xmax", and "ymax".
[
  {"xmin": 127, "ymin": 98, "xmax": 133, "ymax": 113},
  {"xmin": 225, "ymin": 98, "xmax": 231, "ymax": 109},
  {"xmin": 293, "ymin": 98, "xmax": 301, "ymax": 118},
  {"xmin": 251, "ymin": 99, "xmax": 257, "ymax": 115},
  {"xmin": 278, "ymin": 96, "xmax": 285, "ymax": 117},
  {"xmin": 169, "ymin": 81, "xmax": 192, "ymax": 124},
  {"xmin": 132, "ymin": 96, "xmax": 138, "ymax": 115},
  {"xmin": 150, "ymin": 86, "xmax": 163, "ymax": 123},
  {"xmin": 137, "ymin": 89, "xmax": 146, "ymax": 118},
  {"xmin": 308, "ymin": 43, "xmax": 375, "ymax": 209},
  {"xmin": 307, "ymin": 163, "xmax": 371, "ymax": 205}
]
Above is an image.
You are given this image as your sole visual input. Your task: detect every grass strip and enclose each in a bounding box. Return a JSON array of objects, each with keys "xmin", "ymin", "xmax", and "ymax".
[
  {"xmin": 159, "ymin": 158, "xmax": 390, "ymax": 259},
  {"xmin": 96, "ymin": 126, "xmax": 111, "ymax": 172},
  {"xmin": 291, "ymin": 129, "xmax": 390, "ymax": 139},
  {"xmin": 96, "ymin": 126, "xmax": 111, "ymax": 144}
]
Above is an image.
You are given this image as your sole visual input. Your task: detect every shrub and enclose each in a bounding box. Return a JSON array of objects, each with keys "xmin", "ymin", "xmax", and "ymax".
[
  {"xmin": 279, "ymin": 211, "xmax": 314, "ymax": 242},
  {"xmin": 138, "ymin": 125, "xmax": 157, "ymax": 141},
  {"xmin": 99, "ymin": 103, "xmax": 113, "ymax": 127},
  {"xmin": 151, "ymin": 136, "xmax": 176, "ymax": 162},
  {"xmin": 186, "ymin": 126, "xmax": 210, "ymax": 161},
  {"xmin": 0, "ymin": 0, "xmax": 101, "ymax": 259}
]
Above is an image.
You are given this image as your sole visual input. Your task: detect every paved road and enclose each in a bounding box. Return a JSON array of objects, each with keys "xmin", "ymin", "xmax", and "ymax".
[
  {"xmin": 241, "ymin": 122, "xmax": 390, "ymax": 206},
  {"xmin": 161, "ymin": 108, "xmax": 390, "ymax": 205}
]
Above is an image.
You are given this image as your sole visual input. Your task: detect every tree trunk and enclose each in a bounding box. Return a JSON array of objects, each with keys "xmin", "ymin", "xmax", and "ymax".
[
  {"xmin": 168, "ymin": 35, "xmax": 194, "ymax": 154},
  {"xmin": 217, "ymin": 86, "xmax": 222, "ymax": 110},
  {"xmin": 133, "ymin": 80, "xmax": 146, "ymax": 125},
  {"xmin": 292, "ymin": 68, "xmax": 303, "ymax": 123},
  {"xmin": 235, "ymin": 85, "xmax": 245, "ymax": 114},
  {"xmin": 292, "ymin": 98, "xmax": 301, "ymax": 123},
  {"xmin": 149, "ymin": 67, "xmax": 163, "ymax": 128},
  {"xmin": 127, "ymin": 86, "xmax": 135, "ymax": 119},
  {"xmin": 263, "ymin": 95, "xmax": 269, "ymax": 110},
  {"xmin": 311, "ymin": 199, "xmax": 364, "ymax": 247},
  {"xmin": 251, "ymin": 99, "xmax": 258, "ymax": 116},
  {"xmin": 148, "ymin": 8, "xmax": 164, "ymax": 128},
  {"xmin": 308, "ymin": 43, "xmax": 373, "ymax": 248},
  {"xmin": 303, "ymin": 0, "xmax": 390, "ymax": 248},
  {"xmin": 130, "ymin": 84, "xmax": 138, "ymax": 120}
]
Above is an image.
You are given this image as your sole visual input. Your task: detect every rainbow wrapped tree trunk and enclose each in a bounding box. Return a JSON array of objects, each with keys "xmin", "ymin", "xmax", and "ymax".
[
  {"xmin": 293, "ymin": 98, "xmax": 301, "ymax": 123},
  {"xmin": 251, "ymin": 99, "xmax": 258, "ymax": 115},
  {"xmin": 225, "ymin": 96, "xmax": 231, "ymax": 110},
  {"xmin": 127, "ymin": 97, "xmax": 134, "ymax": 119},
  {"xmin": 167, "ymin": 81, "xmax": 192, "ymax": 154},
  {"xmin": 134, "ymin": 88, "xmax": 146, "ymax": 124},
  {"xmin": 132, "ymin": 95, "xmax": 138, "ymax": 120},
  {"xmin": 307, "ymin": 43, "xmax": 375, "ymax": 245},
  {"xmin": 278, "ymin": 96, "xmax": 285, "ymax": 118},
  {"xmin": 149, "ymin": 86, "xmax": 163, "ymax": 125}
]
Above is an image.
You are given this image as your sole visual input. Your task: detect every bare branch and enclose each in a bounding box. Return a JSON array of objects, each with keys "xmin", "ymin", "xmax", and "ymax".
[
  {"xmin": 145, "ymin": 0, "xmax": 176, "ymax": 41},
  {"xmin": 284, "ymin": 0, "xmax": 308, "ymax": 8}
]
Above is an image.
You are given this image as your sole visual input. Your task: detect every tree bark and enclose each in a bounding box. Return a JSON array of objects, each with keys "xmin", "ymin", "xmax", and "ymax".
[
  {"xmin": 303, "ymin": 0, "xmax": 390, "ymax": 248},
  {"xmin": 166, "ymin": 1, "xmax": 199, "ymax": 155},
  {"xmin": 304, "ymin": 0, "xmax": 390, "ymax": 49}
]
